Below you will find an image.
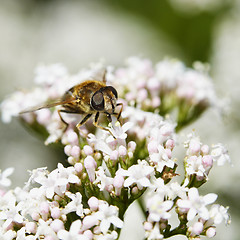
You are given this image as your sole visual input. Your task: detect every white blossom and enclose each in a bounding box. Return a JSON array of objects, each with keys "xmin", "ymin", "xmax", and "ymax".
[
  {"xmin": 35, "ymin": 167, "xmax": 69, "ymax": 199},
  {"xmin": 146, "ymin": 193, "xmax": 173, "ymax": 222},
  {"xmin": 0, "ymin": 168, "xmax": 14, "ymax": 188},
  {"xmin": 63, "ymin": 192, "xmax": 83, "ymax": 217},
  {"xmin": 211, "ymin": 143, "xmax": 231, "ymax": 166},
  {"xmin": 94, "ymin": 201, "xmax": 123, "ymax": 234},
  {"xmin": 123, "ymin": 160, "xmax": 154, "ymax": 190},
  {"xmin": 94, "ymin": 167, "xmax": 113, "ymax": 191},
  {"xmin": 177, "ymin": 188, "xmax": 217, "ymax": 221},
  {"xmin": 149, "ymin": 145, "xmax": 175, "ymax": 173},
  {"xmin": 145, "ymin": 222, "xmax": 164, "ymax": 240},
  {"xmin": 0, "ymin": 191, "xmax": 24, "ymax": 229},
  {"xmin": 57, "ymin": 220, "xmax": 88, "ymax": 240},
  {"xmin": 209, "ymin": 204, "xmax": 230, "ymax": 225}
]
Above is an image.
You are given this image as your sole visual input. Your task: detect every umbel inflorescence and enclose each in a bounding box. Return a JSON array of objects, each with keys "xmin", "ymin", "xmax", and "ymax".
[{"xmin": 0, "ymin": 57, "xmax": 230, "ymax": 240}]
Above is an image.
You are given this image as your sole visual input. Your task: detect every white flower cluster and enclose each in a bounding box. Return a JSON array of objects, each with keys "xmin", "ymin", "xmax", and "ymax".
[
  {"xmin": 0, "ymin": 165, "xmax": 123, "ymax": 240},
  {"xmin": 1, "ymin": 57, "xmax": 218, "ymax": 137},
  {"xmin": 0, "ymin": 58, "xmax": 231, "ymax": 239}
]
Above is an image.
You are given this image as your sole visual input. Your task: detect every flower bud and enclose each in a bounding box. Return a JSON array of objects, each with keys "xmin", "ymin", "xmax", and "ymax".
[
  {"xmin": 206, "ymin": 227, "xmax": 216, "ymax": 238},
  {"xmin": 50, "ymin": 219, "xmax": 64, "ymax": 232},
  {"xmin": 88, "ymin": 196, "xmax": 99, "ymax": 211}
]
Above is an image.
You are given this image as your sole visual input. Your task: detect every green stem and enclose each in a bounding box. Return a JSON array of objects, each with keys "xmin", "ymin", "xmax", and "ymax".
[{"xmin": 137, "ymin": 197, "xmax": 147, "ymax": 218}]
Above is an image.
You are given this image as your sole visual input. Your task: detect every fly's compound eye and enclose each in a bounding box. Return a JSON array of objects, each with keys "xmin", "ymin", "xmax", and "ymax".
[
  {"xmin": 91, "ymin": 91, "xmax": 105, "ymax": 111},
  {"xmin": 108, "ymin": 86, "xmax": 118, "ymax": 99}
]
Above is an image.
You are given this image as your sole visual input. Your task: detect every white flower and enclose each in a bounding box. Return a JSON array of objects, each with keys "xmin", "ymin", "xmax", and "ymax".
[
  {"xmin": 177, "ymin": 188, "xmax": 217, "ymax": 221},
  {"xmin": 24, "ymin": 167, "xmax": 48, "ymax": 190},
  {"xmin": 185, "ymin": 156, "xmax": 206, "ymax": 179},
  {"xmin": 155, "ymin": 58, "xmax": 185, "ymax": 89},
  {"xmin": 63, "ymin": 192, "xmax": 83, "ymax": 217},
  {"xmin": 94, "ymin": 167, "xmax": 113, "ymax": 191},
  {"xmin": 0, "ymin": 191, "xmax": 24, "ymax": 229},
  {"xmin": 123, "ymin": 160, "xmax": 154, "ymax": 190},
  {"xmin": 0, "ymin": 168, "xmax": 14, "ymax": 188},
  {"xmin": 146, "ymin": 193, "xmax": 173, "ymax": 222},
  {"xmin": 177, "ymin": 69, "xmax": 216, "ymax": 105},
  {"xmin": 94, "ymin": 201, "xmax": 123, "ymax": 234},
  {"xmin": 0, "ymin": 229, "xmax": 16, "ymax": 240},
  {"xmin": 87, "ymin": 133, "xmax": 113, "ymax": 156},
  {"xmin": 149, "ymin": 145, "xmax": 175, "ymax": 173},
  {"xmin": 168, "ymin": 182, "xmax": 188, "ymax": 200},
  {"xmin": 57, "ymin": 220, "xmax": 88, "ymax": 240},
  {"xmin": 57, "ymin": 163, "xmax": 80, "ymax": 184},
  {"xmin": 145, "ymin": 222, "xmax": 164, "ymax": 240},
  {"xmin": 35, "ymin": 167, "xmax": 69, "ymax": 199},
  {"xmin": 35, "ymin": 219, "xmax": 58, "ymax": 239},
  {"xmin": 209, "ymin": 204, "xmax": 230, "ymax": 225},
  {"xmin": 106, "ymin": 120, "xmax": 133, "ymax": 143},
  {"xmin": 211, "ymin": 143, "xmax": 231, "ymax": 166}
]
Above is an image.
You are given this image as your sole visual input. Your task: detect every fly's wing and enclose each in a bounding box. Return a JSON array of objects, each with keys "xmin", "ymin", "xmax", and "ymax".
[{"xmin": 19, "ymin": 98, "xmax": 76, "ymax": 114}]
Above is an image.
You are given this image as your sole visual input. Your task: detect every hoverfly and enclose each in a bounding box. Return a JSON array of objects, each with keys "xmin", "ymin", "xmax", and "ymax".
[{"xmin": 20, "ymin": 70, "xmax": 123, "ymax": 137}]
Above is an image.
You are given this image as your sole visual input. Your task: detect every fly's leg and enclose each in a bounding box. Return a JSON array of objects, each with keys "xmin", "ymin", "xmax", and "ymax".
[
  {"xmin": 116, "ymin": 103, "xmax": 123, "ymax": 122},
  {"xmin": 94, "ymin": 112, "xmax": 116, "ymax": 139},
  {"xmin": 58, "ymin": 110, "xmax": 69, "ymax": 132},
  {"xmin": 76, "ymin": 114, "xmax": 92, "ymax": 137}
]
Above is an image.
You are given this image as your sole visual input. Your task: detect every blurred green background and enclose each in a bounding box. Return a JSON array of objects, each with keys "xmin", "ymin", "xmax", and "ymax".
[{"xmin": 0, "ymin": 0, "xmax": 239, "ymax": 239}]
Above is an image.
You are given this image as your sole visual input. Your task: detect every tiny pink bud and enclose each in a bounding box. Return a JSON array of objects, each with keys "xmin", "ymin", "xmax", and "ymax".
[
  {"xmin": 192, "ymin": 222, "xmax": 203, "ymax": 235},
  {"xmin": 202, "ymin": 155, "xmax": 213, "ymax": 169},
  {"xmin": 83, "ymin": 230, "xmax": 93, "ymax": 239},
  {"xmin": 118, "ymin": 145, "xmax": 127, "ymax": 157},
  {"xmin": 143, "ymin": 221, "xmax": 153, "ymax": 231},
  {"xmin": 206, "ymin": 227, "xmax": 216, "ymax": 238},
  {"xmin": 64, "ymin": 145, "xmax": 72, "ymax": 156},
  {"xmin": 201, "ymin": 144, "xmax": 209, "ymax": 155},
  {"xmin": 110, "ymin": 150, "xmax": 119, "ymax": 161},
  {"xmin": 84, "ymin": 156, "xmax": 97, "ymax": 182},
  {"xmin": 151, "ymin": 96, "xmax": 161, "ymax": 107},
  {"xmin": 31, "ymin": 212, "xmax": 40, "ymax": 221},
  {"xmin": 166, "ymin": 139, "xmax": 175, "ymax": 149},
  {"xmin": 50, "ymin": 219, "xmax": 64, "ymax": 232},
  {"xmin": 128, "ymin": 141, "xmax": 136, "ymax": 152},
  {"xmin": 83, "ymin": 145, "xmax": 93, "ymax": 155},
  {"xmin": 82, "ymin": 215, "xmax": 98, "ymax": 230},
  {"xmin": 113, "ymin": 175, "xmax": 124, "ymax": 188},
  {"xmin": 132, "ymin": 186, "xmax": 139, "ymax": 195},
  {"xmin": 40, "ymin": 202, "xmax": 49, "ymax": 215},
  {"xmin": 25, "ymin": 222, "xmax": 37, "ymax": 234},
  {"xmin": 67, "ymin": 130, "xmax": 79, "ymax": 145},
  {"xmin": 84, "ymin": 156, "xmax": 97, "ymax": 169},
  {"xmin": 51, "ymin": 207, "xmax": 61, "ymax": 219},
  {"xmin": 68, "ymin": 156, "xmax": 75, "ymax": 165},
  {"xmin": 88, "ymin": 196, "xmax": 99, "ymax": 211},
  {"xmin": 113, "ymin": 175, "xmax": 124, "ymax": 196},
  {"xmin": 189, "ymin": 140, "xmax": 201, "ymax": 155},
  {"xmin": 71, "ymin": 146, "xmax": 80, "ymax": 158},
  {"xmin": 74, "ymin": 162, "xmax": 83, "ymax": 173},
  {"xmin": 148, "ymin": 141, "xmax": 158, "ymax": 154}
]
